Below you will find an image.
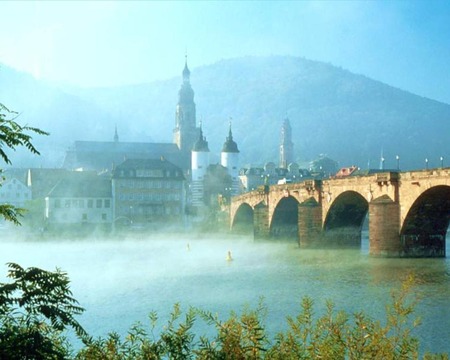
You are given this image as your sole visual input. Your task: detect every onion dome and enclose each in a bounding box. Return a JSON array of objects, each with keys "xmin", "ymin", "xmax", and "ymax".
[
  {"xmin": 192, "ymin": 124, "xmax": 209, "ymax": 152},
  {"xmin": 222, "ymin": 124, "xmax": 239, "ymax": 153}
]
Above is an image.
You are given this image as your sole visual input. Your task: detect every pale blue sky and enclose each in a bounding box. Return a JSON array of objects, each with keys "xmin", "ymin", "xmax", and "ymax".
[{"xmin": 1, "ymin": 1, "xmax": 449, "ymax": 103}]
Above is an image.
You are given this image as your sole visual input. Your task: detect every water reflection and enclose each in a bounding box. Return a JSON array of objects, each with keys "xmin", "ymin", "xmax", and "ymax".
[{"xmin": 0, "ymin": 233, "xmax": 449, "ymax": 354}]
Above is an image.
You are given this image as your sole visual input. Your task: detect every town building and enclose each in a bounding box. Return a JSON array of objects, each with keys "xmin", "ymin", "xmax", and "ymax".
[
  {"xmin": 111, "ymin": 158, "xmax": 186, "ymax": 229},
  {"xmin": 189, "ymin": 123, "xmax": 241, "ymax": 216},
  {"xmin": 0, "ymin": 176, "xmax": 31, "ymax": 208},
  {"xmin": 44, "ymin": 171, "xmax": 112, "ymax": 232}
]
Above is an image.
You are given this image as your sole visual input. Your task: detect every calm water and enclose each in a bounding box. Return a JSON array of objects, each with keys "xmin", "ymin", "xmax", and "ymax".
[{"xmin": 1, "ymin": 232, "xmax": 449, "ymax": 354}]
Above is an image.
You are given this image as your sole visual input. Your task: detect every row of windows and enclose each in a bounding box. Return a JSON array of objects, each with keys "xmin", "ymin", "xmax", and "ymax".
[
  {"xmin": 118, "ymin": 192, "xmax": 181, "ymax": 201},
  {"xmin": 57, "ymin": 213, "xmax": 108, "ymax": 221},
  {"xmin": 54, "ymin": 198, "xmax": 111, "ymax": 209},
  {"xmin": 4, "ymin": 184, "xmax": 26, "ymax": 190},
  {"xmin": 117, "ymin": 179, "xmax": 182, "ymax": 189},
  {"xmin": 120, "ymin": 205, "xmax": 180, "ymax": 216},
  {"xmin": 0, "ymin": 192, "xmax": 29, "ymax": 199},
  {"xmin": 118, "ymin": 169, "xmax": 181, "ymax": 178}
]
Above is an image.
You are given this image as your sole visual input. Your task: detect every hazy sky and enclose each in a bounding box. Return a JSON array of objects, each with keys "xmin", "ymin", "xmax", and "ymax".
[{"xmin": 1, "ymin": 1, "xmax": 449, "ymax": 103}]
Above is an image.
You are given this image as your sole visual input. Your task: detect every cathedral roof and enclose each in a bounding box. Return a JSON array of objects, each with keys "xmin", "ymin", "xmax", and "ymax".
[
  {"xmin": 62, "ymin": 141, "xmax": 190, "ymax": 171},
  {"xmin": 222, "ymin": 125, "xmax": 239, "ymax": 153}
]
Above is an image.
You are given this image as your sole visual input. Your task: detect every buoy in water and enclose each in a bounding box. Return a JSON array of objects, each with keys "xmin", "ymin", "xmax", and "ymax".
[{"xmin": 226, "ymin": 250, "xmax": 233, "ymax": 261}]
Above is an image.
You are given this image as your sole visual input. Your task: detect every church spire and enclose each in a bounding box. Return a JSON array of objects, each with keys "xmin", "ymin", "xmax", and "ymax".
[
  {"xmin": 183, "ymin": 53, "xmax": 190, "ymax": 83},
  {"xmin": 279, "ymin": 117, "xmax": 294, "ymax": 169},
  {"xmin": 114, "ymin": 124, "xmax": 119, "ymax": 142},
  {"xmin": 192, "ymin": 121, "xmax": 209, "ymax": 152},
  {"xmin": 174, "ymin": 55, "xmax": 198, "ymax": 153},
  {"xmin": 222, "ymin": 120, "xmax": 239, "ymax": 153}
]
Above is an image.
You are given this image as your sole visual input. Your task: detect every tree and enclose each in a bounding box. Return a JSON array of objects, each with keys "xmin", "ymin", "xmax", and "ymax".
[
  {"xmin": 0, "ymin": 263, "xmax": 88, "ymax": 359},
  {"xmin": 0, "ymin": 102, "xmax": 48, "ymax": 224}
]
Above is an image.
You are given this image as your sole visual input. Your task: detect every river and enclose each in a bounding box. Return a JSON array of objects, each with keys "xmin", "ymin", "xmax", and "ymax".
[{"xmin": 1, "ymin": 232, "xmax": 449, "ymax": 355}]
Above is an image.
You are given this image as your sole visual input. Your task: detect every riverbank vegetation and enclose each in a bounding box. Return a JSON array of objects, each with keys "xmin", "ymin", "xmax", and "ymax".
[{"xmin": 0, "ymin": 263, "xmax": 447, "ymax": 359}]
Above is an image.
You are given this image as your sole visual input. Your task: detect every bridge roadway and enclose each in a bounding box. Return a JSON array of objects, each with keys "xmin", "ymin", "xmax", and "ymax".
[{"xmin": 230, "ymin": 168, "xmax": 450, "ymax": 257}]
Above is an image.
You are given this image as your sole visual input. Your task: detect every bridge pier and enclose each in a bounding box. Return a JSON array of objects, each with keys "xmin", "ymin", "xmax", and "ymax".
[
  {"xmin": 253, "ymin": 202, "xmax": 270, "ymax": 240},
  {"xmin": 298, "ymin": 199, "xmax": 323, "ymax": 247},
  {"xmin": 369, "ymin": 195, "xmax": 402, "ymax": 257},
  {"xmin": 322, "ymin": 227, "xmax": 362, "ymax": 247}
]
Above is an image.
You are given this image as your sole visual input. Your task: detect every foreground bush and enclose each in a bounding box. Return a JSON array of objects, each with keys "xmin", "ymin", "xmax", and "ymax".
[{"xmin": 1, "ymin": 264, "xmax": 448, "ymax": 359}]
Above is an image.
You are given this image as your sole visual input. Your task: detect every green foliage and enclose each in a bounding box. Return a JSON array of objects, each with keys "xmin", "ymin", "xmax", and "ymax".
[
  {"xmin": 267, "ymin": 277, "xmax": 422, "ymax": 359},
  {"xmin": 0, "ymin": 264, "xmax": 448, "ymax": 359},
  {"xmin": 195, "ymin": 299, "xmax": 268, "ymax": 359},
  {"xmin": 0, "ymin": 263, "xmax": 87, "ymax": 359},
  {"xmin": 76, "ymin": 303, "xmax": 196, "ymax": 360},
  {"xmin": 0, "ymin": 103, "xmax": 49, "ymax": 164},
  {"xmin": 0, "ymin": 102, "xmax": 48, "ymax": 224}
]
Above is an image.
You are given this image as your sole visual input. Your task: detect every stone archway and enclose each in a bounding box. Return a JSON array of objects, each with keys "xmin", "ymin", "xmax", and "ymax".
[
  {"xmin": 270, "ymin": 196, "xmax": 299, "ymax": 241},
  {"xmin": 323, "ymin": 191, "xmax": 368, "ymax": 247},
  {"xmin": 231, "ymin": 203, "xmax": 254, "ymax": 235},
  {"xmin": 400, "ymin": 185, "xmax": 450, "ymax": 257}
]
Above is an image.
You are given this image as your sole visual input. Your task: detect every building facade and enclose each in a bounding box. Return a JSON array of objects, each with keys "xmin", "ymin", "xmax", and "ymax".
[
  {"xmin": 45, "ymin": 172, "xmax": 112, "ymax": 230},
  {"xmin": 112, "ymin": 158, "xmax": 186, "ymax": 229},
  {"xmin": 0, "ymin": 177, "xmax": 31, "ymax": 207}
]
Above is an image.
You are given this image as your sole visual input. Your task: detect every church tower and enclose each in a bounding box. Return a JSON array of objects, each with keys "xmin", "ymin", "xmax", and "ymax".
[
  {"xmin": 279, "ymin": 117, "xmax": 294, "ymax": 169},
  {"xmin": 191, "ymin": 124, "xmax": 210, "ymax": 208},
  {"xmin": 173, "ymin": 56, "xmax": 200, "ymax": 153},
  {"xmin": 113, "ymin": 125, "xmax": 119, "ymax": 142},
  {"xmin": 221, "ymin": 122, "xmax": 240, "ymax": 195}
]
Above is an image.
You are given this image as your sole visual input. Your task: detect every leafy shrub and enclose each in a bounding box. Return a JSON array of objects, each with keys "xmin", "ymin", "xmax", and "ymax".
[{"xmin": 1, "ymin": 264, "xmax": 448, "ymax": 359}]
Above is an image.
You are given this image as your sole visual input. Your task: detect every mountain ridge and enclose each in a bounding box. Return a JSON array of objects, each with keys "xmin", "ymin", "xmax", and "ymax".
[{"xmin": 1, "ymin": 55, "xmax": 449, "ymax": 170}]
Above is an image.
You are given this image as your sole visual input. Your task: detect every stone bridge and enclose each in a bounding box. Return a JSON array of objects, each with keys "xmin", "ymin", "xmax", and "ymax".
[{"xmin": 230, "ymin": 168, "xmax": 450, "ymax": 257}]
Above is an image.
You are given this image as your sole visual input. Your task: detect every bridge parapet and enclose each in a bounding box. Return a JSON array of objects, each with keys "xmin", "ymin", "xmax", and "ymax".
[{"xmin": 399, "ymin": 167, "xmax": 450, "ymax": 182}]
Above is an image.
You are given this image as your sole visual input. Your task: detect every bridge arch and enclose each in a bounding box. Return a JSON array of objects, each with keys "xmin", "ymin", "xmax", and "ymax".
[
  {"xmin": 400, "ymin": 185, "xmax": 450, "ymax": 257},
  {"xmin": 323, "ymin": 190, "xmax": 369, "ymax": 246},
  {"xmin": 270, "ymin": 195, "xmax": 299, "ymax": 241},
  {"xmin": 231, "ymin": 202, "xmax": 254, "ymax": 234}
]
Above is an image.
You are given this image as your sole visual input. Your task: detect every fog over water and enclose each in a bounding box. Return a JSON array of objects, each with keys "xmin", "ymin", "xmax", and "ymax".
[{"xmin": 1, "ymin": 232, "xmax": 449, "ymax": 354}]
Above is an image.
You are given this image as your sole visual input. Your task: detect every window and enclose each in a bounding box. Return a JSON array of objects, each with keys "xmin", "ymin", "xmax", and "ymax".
[
  {"xmin": 65, "ymin": 200, "xmax": 71, "ymax": 208},
  {"xmin": 104, "ymin": 199, "xmax": 110, "ymax": 208},
  {"xmin": 96, "ymin": 199, "xmax": 102, "ymax": 208},
  {"xmin": 82, "ymin": 213, "xmax": 87, "ymax": 221},
  {"xmin": 88, "ymin": 199, "xmax": 93, "ymax": 208},
  {"xmin": 102, "ymin": 213, "xmax": 107, "ymax": 221}
]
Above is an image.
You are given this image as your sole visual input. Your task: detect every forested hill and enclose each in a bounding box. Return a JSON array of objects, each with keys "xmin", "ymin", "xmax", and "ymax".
[{"xmin": 1, "ymin": 56, "xmax": 449, "ymax": 170}]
